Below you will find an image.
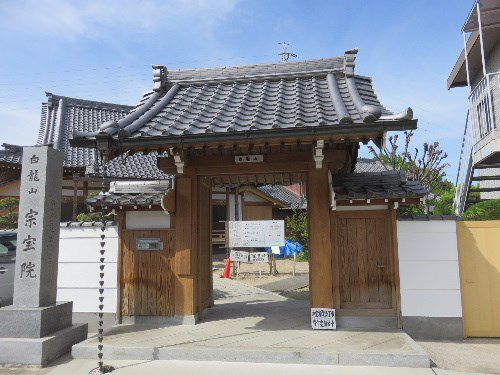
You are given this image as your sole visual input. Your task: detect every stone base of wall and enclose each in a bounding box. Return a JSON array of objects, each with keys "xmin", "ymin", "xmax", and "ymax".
[
  {"xmin": 72, "ymin": 312, "xmax": 116, "ymax": 334},
  {"xmin": 403, "ymin": 316, "xmax": 463, "ymax": 340}
]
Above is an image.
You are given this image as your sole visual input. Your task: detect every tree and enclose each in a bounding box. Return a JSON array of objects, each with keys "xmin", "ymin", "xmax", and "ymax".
[
  {"xmin": 368, "ymin": 131, "xmax": 450, "ymax": 213},
  {"xmin": 368, "ymin": 131, "xmax": 449, "ymax": 192},
  {"xmin": 285, "ymin": 198, "xmax": 308, "ymax": 261},
  {"xmin": 432, "ymin": 187, "xmax": 455, "ymax": 215},
  {"xmin": 76, "ymin": 191, "xmax": 101, "ymax": 222},
  {"xmin": 0, "ymin": 197, "xmax": 19, "ymax": 229}
]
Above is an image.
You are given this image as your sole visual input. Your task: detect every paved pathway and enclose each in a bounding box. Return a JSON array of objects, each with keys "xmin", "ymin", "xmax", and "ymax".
[{"xmin": 72, "ymin": 278, "xmax": 429, "ymax": 367}]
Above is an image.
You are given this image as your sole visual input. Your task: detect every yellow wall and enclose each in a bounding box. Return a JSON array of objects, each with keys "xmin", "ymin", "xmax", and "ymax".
[{"xmin": 457, "ymin": 221, "xmax": 500, "ymax": 337}]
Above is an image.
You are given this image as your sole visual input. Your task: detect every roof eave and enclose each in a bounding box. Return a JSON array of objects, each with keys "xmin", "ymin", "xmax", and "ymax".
[
  {"xmin": 447, "ymin": 31, "xmax": 480, "ymax": 89},
  {"xmin": 70, "ymin": 119, "xmax": 417, "ymax": 151}
]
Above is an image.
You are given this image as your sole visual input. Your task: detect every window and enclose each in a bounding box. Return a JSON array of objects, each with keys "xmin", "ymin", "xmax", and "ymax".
[{"xmin": 0, "ymin": 237, "xmax": 16, "ymax": 255}]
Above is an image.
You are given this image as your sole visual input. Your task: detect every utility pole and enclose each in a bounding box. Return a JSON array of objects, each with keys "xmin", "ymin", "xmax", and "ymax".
[{"xmin": 278, "ymin": 42, "xmax": 297, "ymax": 62}]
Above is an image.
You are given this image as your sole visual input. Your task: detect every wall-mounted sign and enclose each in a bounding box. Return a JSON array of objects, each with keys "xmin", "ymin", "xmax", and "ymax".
[
  {"xmin": 249, "ymin": 252, "xmax": 269, "ymax": 263},
  {"xmin": 137, "ymin": 238, "xmax": 163, "ymax": 251},
  {"xmin": 226, "ymin": 220, "xmax": 285, "ymax": 248},
  {"xmin": 311, "ymin": 308, "xmax": 336, "ymax": 330},
  {"xmin": 234, "ymin": 154, "xmax": 263, "ymax": 163}
]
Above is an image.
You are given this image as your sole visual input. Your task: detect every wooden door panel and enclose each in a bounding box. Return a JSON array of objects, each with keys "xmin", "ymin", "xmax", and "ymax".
[
  {"xmin": 332, "ymin": 211, "xmax": 393, "ymax": 310},
  {"xmin": 120, "ymin": 229, "xmax": 175, "ymax": 316}
]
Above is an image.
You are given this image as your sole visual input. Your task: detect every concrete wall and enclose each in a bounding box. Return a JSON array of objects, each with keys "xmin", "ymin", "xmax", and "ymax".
[
  {"xmin": 57, "ymin": 224, "xmax": 118, "ymax": 314},
  {"xmin": 397, "ymin": 219, "xmax": 463, "ymax": 339}
]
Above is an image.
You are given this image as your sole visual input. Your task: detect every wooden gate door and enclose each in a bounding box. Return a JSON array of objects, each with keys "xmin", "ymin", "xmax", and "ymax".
[
  {"xmin": 120, "ymin": 229, "xmax": 175, "ymax": 316},
  {"xmin": 332, "ymin": 211, "xmax": 395, "ymax": 311}
]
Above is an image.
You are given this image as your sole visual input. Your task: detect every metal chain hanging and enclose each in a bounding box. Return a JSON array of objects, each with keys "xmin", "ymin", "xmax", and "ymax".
[{"xmin": 90, "ymin": 152, "xmax": 114, "ymax": 375}]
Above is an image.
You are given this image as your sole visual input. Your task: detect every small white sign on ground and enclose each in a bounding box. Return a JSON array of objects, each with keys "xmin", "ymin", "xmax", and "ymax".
[
  {"xmin": 249, "ymin": 252, "xmax": 269, "ymax": 263},
  {"xmin": 230, "ymin": 250, "xmax": 249, "ymax": 262},
  {"xmin": 311, "ymin": 308, "xmax": 336, "ymax": 330}
]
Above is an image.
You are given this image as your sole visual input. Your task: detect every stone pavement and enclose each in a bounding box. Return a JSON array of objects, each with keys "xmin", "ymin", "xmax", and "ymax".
[
  {"xmin": 419, "ymin": 339, "xmax": 500, "ymax": 375},
  {"xmin": 0, "ymin": 357, "xmax": 492, "ymax": 375},
  {"xmin": 72, "ymin": 278, "xmax": 430, "ymax": 368}
]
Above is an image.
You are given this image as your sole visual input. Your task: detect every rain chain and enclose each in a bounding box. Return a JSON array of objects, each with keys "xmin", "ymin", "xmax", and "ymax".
[{"xmin": 90, "ymin": 156, "xmax": 114, "ymax": 375}]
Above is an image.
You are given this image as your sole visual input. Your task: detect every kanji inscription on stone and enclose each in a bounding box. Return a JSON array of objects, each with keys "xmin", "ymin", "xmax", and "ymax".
[{"xmin": 13, "ymin": 146, "xmax": 64, "ymax": 308}]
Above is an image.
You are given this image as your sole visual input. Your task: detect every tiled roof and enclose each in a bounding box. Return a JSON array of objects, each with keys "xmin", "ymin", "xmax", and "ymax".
[
  {"xmin": 0, "ymin": 144, "xmax": 23, "ymax": 165},
  {"xmin": 0, "ymin": 94, "xmax": 169, "ymax": 180},
  {"xmin": 86, "ymin": 180, "xmax": 171, "ymax": 207},
  {"xmin": 354, "ymin": 158, "xmax": 389, "ymax": 173},
  {"xmin": 87, "ymin": 191, "xmax": 167, "ymax": 207},
  {"xmin": 38, "ymin": 93, "xmax": 132, "ymax": 167},
  {"xmin": 257, "ymin": 185, "xmax": 306, "ymax": 209},
  {"xmin": 73, "ymin": 50, "xmax": 415, "ymax": 143},
  {"xmin": 332, "ymin": 171, "xmax": 428, "ymax": 200}
]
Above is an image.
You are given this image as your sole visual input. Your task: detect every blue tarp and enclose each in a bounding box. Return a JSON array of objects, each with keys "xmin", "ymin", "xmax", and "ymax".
[{"xmin": 264, "ymin": 240, "xmax": 304, "ymax": 258}]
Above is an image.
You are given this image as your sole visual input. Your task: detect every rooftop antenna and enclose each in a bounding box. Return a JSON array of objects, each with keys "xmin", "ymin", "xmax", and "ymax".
[{"xmin": 278, "ymin": 42, "xmax": 297, "ymax": 62}]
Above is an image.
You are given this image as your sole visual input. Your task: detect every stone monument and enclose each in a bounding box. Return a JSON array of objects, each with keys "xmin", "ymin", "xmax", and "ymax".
[{"xmin": 0, "ymin": 146, "xmax": 88, "ymax": 366}]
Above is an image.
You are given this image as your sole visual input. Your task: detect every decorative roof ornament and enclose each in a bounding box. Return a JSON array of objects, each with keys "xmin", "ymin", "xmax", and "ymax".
[
  {"xmin": 343, "ymin": 48, "xmax": 358, "ymax": 77},
  {"xmin": 152, "ymin": 65, "xmax": 167, "ymax": 92}
]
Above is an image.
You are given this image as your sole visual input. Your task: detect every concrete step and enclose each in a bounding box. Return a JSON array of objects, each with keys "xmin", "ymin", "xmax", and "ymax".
[{"xmin": 72, "ymin": 328, "xmax": 430, "ymax": 368}]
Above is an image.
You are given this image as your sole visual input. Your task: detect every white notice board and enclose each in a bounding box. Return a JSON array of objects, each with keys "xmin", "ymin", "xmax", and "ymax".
[
  {"xmin": 311, "ymin": 308, "xmax": 336, "ymax": 330},
  {"xmin": 226, "ymin": 220, "xmax": 285, "ymax": 248}
]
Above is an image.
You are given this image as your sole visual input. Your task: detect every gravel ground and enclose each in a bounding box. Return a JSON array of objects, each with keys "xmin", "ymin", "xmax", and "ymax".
[{"xmin": 213, "ymin": 258, "xmax": 309, "ymax": 287}]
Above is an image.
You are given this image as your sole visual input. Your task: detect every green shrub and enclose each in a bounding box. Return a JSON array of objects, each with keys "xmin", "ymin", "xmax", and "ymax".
[
  {"xmin": 0, "ymin": 197, "xmax": 19, "ymax": 229},
  {"xmin": 76, "ymin": 212, "xmax": 101, "ymax": 222},
  {"xmin": 462, "ymin": 200, "xmax": 500, "ymax": 221},
  {"xmin": 286, "ymin": 207, "xmax": 308, "ymax": 259}
]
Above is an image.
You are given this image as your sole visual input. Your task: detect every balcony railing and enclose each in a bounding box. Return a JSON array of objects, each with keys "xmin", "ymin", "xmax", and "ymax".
[
  {"xmin": 454, "ymin": 72, "xmax": 500, "ymax": 214},
  {"xmin": 469, "ymin": 72, "xmax": 499, "ymax": 143},
  {"xmin": 455, "ymin": 111, "xmax": 474, "ymax": 214}
]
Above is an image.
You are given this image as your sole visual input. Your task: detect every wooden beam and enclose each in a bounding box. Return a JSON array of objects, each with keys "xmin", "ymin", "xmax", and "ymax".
[
  {"xmin": 173, "ymin": 174, "xmax": 196, "ymax": 316},
  {"xmin": 335, "ymin": 198, "xmax": 422, "ymax": 206},
  {"xmin": 308, "ymin": 166, "xmax": 335, "ymax": 308},
  {"xmin": 390, "ymin": 209, "xmax": 403, "ymax": 328},
  {"xmin": 72, "ymin": 178, "xmax": 78, "ymax": 221}
]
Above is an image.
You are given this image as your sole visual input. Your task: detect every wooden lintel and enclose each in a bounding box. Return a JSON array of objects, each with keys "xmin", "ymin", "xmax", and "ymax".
[{"xmin": 336, "ymin": 197, "xmax": 421, "ymax": 206}]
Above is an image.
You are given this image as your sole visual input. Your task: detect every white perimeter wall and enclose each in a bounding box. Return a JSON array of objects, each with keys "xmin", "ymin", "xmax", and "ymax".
[
  {"xmin": 126, "ymin": 211, "xmax": 171, "ymax": 229},
  {"xmin": 397, "ymin": 220, "xmax": 462, "ymax": 317},
  {"xmin": 57, "ymin": 225, "xmax": 118, "ymax": 313}
]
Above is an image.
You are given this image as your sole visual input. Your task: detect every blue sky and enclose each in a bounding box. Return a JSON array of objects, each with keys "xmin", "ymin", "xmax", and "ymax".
[{"xmin": 0, "ymin": 0, "xmax": 473, "ymax": 181}]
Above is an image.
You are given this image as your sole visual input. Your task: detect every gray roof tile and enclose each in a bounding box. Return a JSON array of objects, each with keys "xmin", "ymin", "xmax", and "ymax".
[
  {"xmin": 354, "ymin": 158, "xmax": 390, "ymax": 173},
  {"xmin": 257, "ymin": 185, "xmax": 306, "ymax": 209},
  {"xmin": 0, "ymin": 94, "xmax": 169, "ymax": 180},
  {"xmin": 74, "ymin": 50, "xmax": 414, "ymax": 142},
  {"xmin": 332, "ymin": 171, "xmax": 428, "ymax": 200},
  {"xmin": 0, "ymin": 144, "xmax": 23, "ymax": 165}
]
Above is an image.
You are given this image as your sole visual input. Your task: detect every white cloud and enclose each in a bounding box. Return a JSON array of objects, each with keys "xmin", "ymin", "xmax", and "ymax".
[{"xmin": 0, "ymin": 0, "xmax": 239, "ymax": 40}]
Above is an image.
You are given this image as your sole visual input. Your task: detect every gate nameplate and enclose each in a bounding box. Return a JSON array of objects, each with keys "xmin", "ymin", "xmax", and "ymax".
[{"xmin": 137, "ymin": 237, "xmax": 163, "ymax": 251}]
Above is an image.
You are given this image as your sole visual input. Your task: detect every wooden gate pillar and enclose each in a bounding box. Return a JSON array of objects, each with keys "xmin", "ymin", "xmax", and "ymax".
[
  {"xmin": 173, "ymin": 173, "xmax": 198, "ymax": 318},
  {"xmin": 307, "ymin": 166, "xmax": 337, "ymax": 308}
]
